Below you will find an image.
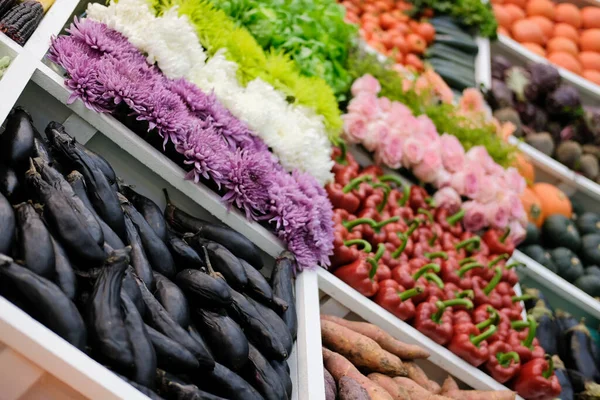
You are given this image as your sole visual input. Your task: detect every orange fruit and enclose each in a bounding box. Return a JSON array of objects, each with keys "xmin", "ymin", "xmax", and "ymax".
[
  {"xmin": 417, "ymin": 22, "xmax": 436, "ymax": 43},
  {"xmin": 494, "ymin": 5, "xmax": 513, "ymax": 29},
  {"xmin": 552, "ymin": 23, "xmax": 579, "ymax": 44},
  {"xmin": 512, "ymin": 19, "xmax": 546, "ymax": 45},
  {"xmin": 522, "ymin": 42, "xmax": 546, "ymax": 56},
  {"xmin": 583, "ymin": 69, "xmax": 600, "ymax": 84},
  {"xmin": 579, "ymin": 51, "xmax": 600, "ymax": 71},
  {"xmin": 405, "ymin": 53, "xmax": 423, "ymax": 71},
  {"xmin": 581, "ymin": 29, "xmax": 600, "ymax": 52},
  {"xmin": 548, "ymin": 51, "xmax": 583, "ymax": 74},
  {"xmin": 528, "ymin": 16, "xmax": 553, "ymax": 38},
  {"xmin": 504, "ymin": 0, "xmax": 527, "ymax": 8},
  {"xmin": 554, "ymin": 3, "xmax": 582, "ymax": 29},
  {"xmin": 506, "ymin": 4, "xmax": 526, "ymax": 22},
  {"xmin": 581, "ymin": 7, "xmax": 600, "ymax": 29},
  {"xmin": 526, "ymin": 0, "xmax": 555, "ymax": 20},
  {"xmin": 498, "ymin": 26, "xmax": 511, "ymax": 37},
  {"xmin": 547, "ymin": 37, "xmax": 579, "ymax": 57}
]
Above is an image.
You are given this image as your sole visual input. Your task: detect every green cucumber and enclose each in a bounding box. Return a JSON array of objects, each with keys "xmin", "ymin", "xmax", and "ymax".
[
  {"xmin": 431, "ymin": 65, "xmax": 476, "ymax": 91},
  {"xmin": 427, "ymin": 54, "xmax": 474, "ymax": 70},
  {"xmin": 428, "ymin": 59, "xmax": 475, "ymax": 79},
  {"xmin": 426, "ymin": 43, "xmax": 476, "ymax": 63},
  {"xmin": 430, "ymin": 25, "xmax": 473, "ymax": 41},
  {"xmin": 434, "ymin": 35, "xmax": 478, "ymax": 55}
]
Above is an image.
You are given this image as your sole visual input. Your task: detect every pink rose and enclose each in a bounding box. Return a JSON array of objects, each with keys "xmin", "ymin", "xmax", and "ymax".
[
  {"xmin": 378, "ymin": 97, "xmax": 392, "ymax": 112},
  {"xmin": 487, "ymin": 163, "xmax": 505, "ymax": 178},
  {"xmin": 503, "ymin": 167, "xmax": 526, "ymax": 194},
  {"xmin": 342, "ymin": 113, "xmax": 368, "ymax": 143},
  {"xmin": 413, "ymin": 145, "xmax": 442, "ymax": 183},
  {"xmin": 439, "ymin": 133, "xmax": 465, "ymax": 173},
  {"xmin": 363, "ymin": 120, "xmax": 390, "ymax": 152},
  {"xmin": 505, "ymin": 192, "xmax": 526, "ymax": 221},
  {"xmin": 434, "ymin": 167, "xmax": 453, "ymax": 188},
  {"xmin": 414, "ymin": 115, "xmax": 439, "ymax": 143},
  {"xmin": 475, "ymin": 175, "xmax": 497, "ymax": 204},
  {"xmin": 433, "ymin": 187, "xmax": 462, "ymax": 214},
  {"xmin": 451, "ymin": 167, "xmax": 480, "ymax": 198},
  {"xmin": 351, "ymin": 74, "xmax": 381, "ymax": 97},
  {"xmin": 375, "ymin": 133, "xmax": 404, "ymax": 169},
  {"xmin": 402, "ymin": 136, "xmax": 425, "ymax": 167},
  {"xmin": 465, "ymin": 146, "xmax": 496, "ymax": 175},
  {"xmin": 508, "ymin": 220, "xmax": 527, "ymax": 246},
  {"xmin": 485, "ymin": 202, "xmax": 509, "ymax": 230},
  {"xmin": 347, "ymin": 93, "xmax": 380, "ymax": 119},
  {"xmin": 462, "ymin": 201, "xmax": 487, "ymax": 232}
]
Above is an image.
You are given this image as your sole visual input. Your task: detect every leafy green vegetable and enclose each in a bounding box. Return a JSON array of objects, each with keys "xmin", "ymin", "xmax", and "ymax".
[
  {"xmin": 209, "ymin": 0, "xmax": 358, "ymax": 101},
  {"xmin": 408, "ymin": 0, "xmax": 498, "ymax": 38},
  {"xmin": 346, "ymin": 48, "xmax": 515, "ymax": 167}
]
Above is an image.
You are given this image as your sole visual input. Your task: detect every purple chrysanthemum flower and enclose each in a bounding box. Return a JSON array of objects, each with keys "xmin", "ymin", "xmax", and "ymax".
[
  {"xmin": 221, "ymin": 150, "xmax": 273, "ymax": 220},
  {"xmin": 167, "ymin": 78, "xmax": 212, "ymax": 115},
  {"xmin": 63, "ymin": 55, "xmax": 113, "ymax": 113},
  {"xmin": 284, "ymin": 227, "xmax": 319, "ymax": 270},
  {"xmin": 67, "ymin": 18, "xmax": 141, "ymax": 61},
  {"xmin": 49, "ymin": 36, "xmax": 102, "ymax": 72}
]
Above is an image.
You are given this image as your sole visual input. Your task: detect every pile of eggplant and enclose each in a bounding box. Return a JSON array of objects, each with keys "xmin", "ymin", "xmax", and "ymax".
[
  {"xmin": 0, "ymin": 107, "xmax": 298, "ymax": 400},
  {"xmin": 522, "ymin": 288, "xmax": 600, "ymax": 399}
]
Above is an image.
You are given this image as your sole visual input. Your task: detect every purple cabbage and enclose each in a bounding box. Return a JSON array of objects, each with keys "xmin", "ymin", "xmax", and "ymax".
[
  {"xmin": 525, "ymin": 62, "xmax": 561, "ymax": 101},
  {"xmin": 546, "ymin": 85, "xmax": 582, "ymax": 118}
]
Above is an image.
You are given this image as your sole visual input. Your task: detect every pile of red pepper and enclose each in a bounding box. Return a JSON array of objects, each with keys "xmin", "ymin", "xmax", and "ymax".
[{"xmin": 326, "ymin": 148, "xmax": 561, "ymax": 400}]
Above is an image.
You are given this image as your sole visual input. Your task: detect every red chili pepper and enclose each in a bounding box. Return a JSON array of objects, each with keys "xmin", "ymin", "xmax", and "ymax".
[
  {"xmin": 455, "ymin": 236, "xmax": 481, "ymax": 254},
  {"xmin": 485, "ymin": 341, "xmax": 521, "ymax": 383},
  {"xmin": 391, "ymin": 263, "xmax": 440, "ymax": 290},
  {"xmin": 435, "ymin": 208, "xmax": 465, "ymax": 236},
  {"xmin": 331, "ymin": 144, "xmax": 359, "ymax": 182},
  {"xmin": 502, "ymin": 261, "xmax": 522, "ymax": 286},
  {"xmin": 448, "ymin": 261, "xmax": 485, "ymax": 288},
  {"xmin": 448, "ymin": 323, "xmax": 497, "ymax": 367},
  {"xmin": 326, "ymin": 175, "xmax": 372, "ymax": 214},
  {"xmin": 444, "ymin": 282, "xmax": 474, "ymax": 302},
  {"xmin": 408, "ymin": 186, "xmax": 429, "ymax": 211},
  {"xmin": 482, "ymin": 228, "xmax": 515, "ymax": 256},
  {"xmin": 341, "ymin": 217, "xmax": 377, "ymax": 240},
  {"xmin": 453, "ymin": 309, "xmax": 473, "ymax": 325},
  {"xmin": 371, "ymin": 244, "xmax": 391, "ymax": 281},
  {"xmin": 332, "ymin": 208, "xmax": 351, "ymax": 225},
  {"xmin": 380, "ymin": 220, "xmax": 410, "ymax": 248},
  {"xmin": 509, "ymin": 317, "xmax": 546, "ymax": 363},
  {"xmin": 358, "ymin": 165, "xmax": 384, "ymax": 179},
  {"xmin": 374, "ymin": 280, "xmax": 424, "ymax": 321},
  {"xmin": 333, "ymin": 252, "xmax": 379, "ymax": 297},
  {"xmin": 438, "ymin": 257, "xmax": 460, "ymax": 286},
  {"xmin": 413, "ymin": 298, "xmax": 473, "ymax": 345},
  {"xmin": 513, "ymin": 356, "xmax": 562, "ymax": 400},
  {"xmin": 472, "ymin": 267, "xmax": 504, "ymax": 309}
]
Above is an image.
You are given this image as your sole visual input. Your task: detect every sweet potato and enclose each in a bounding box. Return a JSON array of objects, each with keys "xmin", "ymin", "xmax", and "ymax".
[
  {"xmin": 321, "ymin": 315, "xmax": 429, "ymax": 359},
  {"xmin": 440, "ymin": 377, "xmax": 515, "ymax": 400},
  {"xmin": 323, "ymin": 347, "xmax": 394, "ymax": 400},
  {"xmin": 324, "ymin": 367, "xmax": 336, "ymax": 400},
  {"xmin": 393, "ymin": 377, "xmax": 452, "ymax": 400},
  {"xmin": 405, "ymin": 362, "xmax": 441, "ymax": 393},
  {"xmin": 339, "ymin": 376, "xmax": 370, "ymax": 400},
  {"xmin": 368, "ymin": 373, "xmax": 410, "ymax": 400},
  {"xmin": 321, "ymin": 319, "xmax": 407, "ymax": 376},
  {"xmin": 440, "ymin": 376, "xmax": 459, "ymax": 393}
]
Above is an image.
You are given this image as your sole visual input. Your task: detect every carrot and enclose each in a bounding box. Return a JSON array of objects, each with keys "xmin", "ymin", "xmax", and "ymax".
[
  {"xmin": 368, "ymin": 373, "xmax": 411, "ymax": 400},
  {"xmin": 392, "ymin": 377, "xmax": 452, "ymax": 400},
  {"xmin": 440, "ymin": 377, "xmax": 516, "ymax": 400},
  {"xmin": 321, "ymin": 319, "xmax": 407, "ymax": 376},
  {"xmin": 321, "ymin": 315, "xmax": 430, "ymax": 359},
  {"xmin": 323, "ymin": 348, "xmax": 394, "ymax": 400},
  {"xmin": 405, "ymin": 362, "xmax": 441, "ymax": 393}
]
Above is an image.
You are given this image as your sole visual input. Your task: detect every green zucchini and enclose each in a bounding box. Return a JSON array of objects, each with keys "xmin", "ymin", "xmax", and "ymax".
[
  {"xmin": 429, "ymin": 17, "xmax": 465, "ymax": 33},
  {"xmin": 426, "ymin": 43, "xmax": 476, "ymax": 64},
  {"xmin": 433, "ymin": 35, "xmax": 478, "ymax": 55},
  {"xmin": 429, "ymin": 26, "xmax": 473, "ymax": 41},
  {"xmin": 426, "ymin": 52, "xmax": 474, "ymax": 70},
  {"xmin": 432, "ymin": 67, "xmax": 476, "ymax": 91},
  {"xmin": 427, "ymin": 58, "xmax": 475, "ymax": 77}
]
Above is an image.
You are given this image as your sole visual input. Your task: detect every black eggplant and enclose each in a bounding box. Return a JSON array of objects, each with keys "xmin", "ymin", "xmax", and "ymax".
[
  {"xmin": 270, "ymin": 359, "xmax": 292, "ymax": 399},
  {"xmin": 26, "ymin": 163, "xmax": 105, "ymax": 266},
  {"xmin": 553, "ymin": 356, "xmax": 574, "ymax": 400},
  {"xmin": 124, "ymin": 213, "xmax": 154, "ymax": 289},
  {"xmin": 187, "ymin": 323, "xmax": 213, "ymax": 359},
  {"xmin": 88, "ymin": 248, "xmax": 134, "ymax": 368},
  {"xmin": 134, "ymin": 275, "xmax": 215, "ymax": 370},
  {"xmin": 123, "ymin": 267, "xmax": 145, "ymax": 316},
  {"xmin": 32, "ymin": 137, "xmax": 52, "ymax": 165},
  {"xmin": 121, "ymin": 194, "xmax": 176, "ymax": 278},
  {"xmin": 175, "ymin": 269, "xmax": 232, "ymax": 307},
  {"xmin": 15, "ymin": 202, "xmax": 55, "ymax": 278},
  {"xmin": 164, "ymin": 189, "xmax": 262, "ymax": 269},
  {"xmin": 114, "ymin": 373, "xmax": 165, "ymax": 400},
  {"xmin": 121, "ymin": 293, "xmax": 156, "ymax": 388},
  {"xmin": 0, "ymin": 254, "xmax": 86, "ymax": 349},
  {"xmin": 270, "ymin": 252, "xmax": 297, "ymax": 340},
  {"xmin": 166, "ymin": 228, "xmax": 205, "ymax": 271},
  {"xmin": 562, "ymin": 321, "xmax": 600, "ymax": 383},
  {"xmin": 0, "ymin": 192, "xmax": 15, "ymax": 254},
  {"xmin": 242, "ymin": 343, "xmax": 287, "ymax": 400},
  {"xmin": 45, "ymin": 122, "xmax": 116, "ymax": 184},
  {"xmin": 155, "ymin": 369, "xmax": 228, "ymax": 400},
  {"xmin": 240, "ymin": 259, "xmax": 287, "ymax": 314},
  {"xmin": 0, "ymin": 164, "xmax": 22, "ymax": 203},
  {"xmin": 556, "ymin": 309, "xmax": 579, "ymax": 334},
  {"xmin": 189, "ymin": 238, "xmax": 248, "ymax": 289},
  {"xmin": 227, "ymin": 289, "xmax": 288, "ymax": 361},
  {"xmin": 67, "ymin": 171, "xmax": 125, "ymax": 250},
  {"xmin": 247, "ymin": 296, "xmax": 293, "ymax": 358},
  {"xmin": 578, "ymin": 383, "xmax": 600, "ymax": 399},
  {"xmin": 200, "ymin": 363, "xmax": 264, "ymax": 400},
  {"xmin": 145, "ymin": 324, "xmax": 199, "ymax": 372},
  {"xmin": 195, "ymin": 308, "xmax": 249, "ymax": 371},
  {"xmin": 0, "ymin": 107, "xmax": 34, "ymax": 169},
  {"xmin": 154, "ymin": 272, "xmax": 189, "ymax": 329},
  {"xmin": 50, "ymin": 235, "xmax": 76, "ymax": 301},
  {"xmin": 530, "ymin": 300, "xmax": 558, "ymax": 355},
  {"xmin": 522, "ymin": 287, "xmax": 550, "ymax": 312},
  {"xmin": 121, "ymin": 186, "xmax": 167, "ymax": 242}
]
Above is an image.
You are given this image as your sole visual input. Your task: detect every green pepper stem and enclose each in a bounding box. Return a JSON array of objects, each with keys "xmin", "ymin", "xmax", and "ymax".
[
  {"xmin": 488, "ymin": 254, "xmax": 509, "ymax": 268},
  {"xmin": 343, "ymin": 239, "xmax": 372, "ymax": 253},
  {"xmin": 471, "ymin": 325, "xmax": 497, "ymax": 347},
  {"xmin": 367, "ymin": 258, "xmax": 379, "ymax": 280},
  {"xmin": 399, "ymin": 286, "xmax": 423, "ymax": 301},
  {"xmin": 459, "ymin": 257, "xmax": 476, "ymax": 266},
  {"xmin": 342, "ymin": 175, "xmax": 371, "ymax": 194},
  {"xmin": 424, "ymin": 251, "xmax": 448, "ymax": 260},
  {"xmin": 512, "ymin": 294, "xmax": 536, "ymax": 303},
  {"xmin": 373, "ymin": 243, "xmax": 386, "ymax": 262},
  {"xmin": 412, "ymin": 263, "xmax": 441, "ymax": 281},
  {"xmin": 455, "ymin": 237, "xmax": 481, "ymax": 252},
  {"xmin": 484, "ymin": 267, "xmax": 503, "ymax": 295},
  {"xmin": 506, "ymin": 262, "xmax": 523, "ymax": 269},
  {"xmin": 425, "ymin": 197, "xmax": 436, "ymax": 207},
  {"xmin": 457, "ymin": 262, "xmax": 484, "ymax": 277},
  {"xmin": 496, "ymin": 352, "xmax": 520, "ymax": 367},
  {"xmin": 398, "ymin": 184, "xmax": 410, "ymax": 207},
  {"xmin": 424, "ymin": 273, "xmax": 444, "ymax": 288},
  {"xmin": 500, "ymin": 228, "xmax": 511, "ymax": 243},
  {"xmin": 335, "ymin": 142, "xmax": 348, "ymax": 165},
  {"xmin": 406, "ymin": 220, "xmax": 419, "ymax": 237},
  {"xmin": 457, "ymin": 290, "xmax": 474, "ymax": 299},
  {"xmin": 373, "ymin": 216, "xmax": 400, "ymax": 232},
  {"xmin": 379, "ymin": 175, "xmax": 404, "ymax": 187},
  {"xmin": 433, "ymin": 299, "xmax": 473, "ymax": 323},
  {"xmin": 428, "ymin": 231, "xmax": 438, "ymax": 247},
  {"xmin": 343, "ymin": 218, "xmax": 376, "ymax": 231},
  {"xmin": 370, "ymin": 182, "xmax": 391, "ymax": 213},
  {"xmin": 476, "ymin": 315, "xmax": 497, "ymax": 331},
  {"xmin": 543, "ymin": 355, "xmax": 554, "ymax": 379},
  {"xmin": 391, "ymin": 234, "xmax": 408, "ymax": 259},
  {"xmin": 510, "ymin": 320, "xmax": 530, "ymax": 330},
  {"xmin": 523, "ymin": 316, "xmax": 537, "ymax": 348},
  {"xmin": 447, "ymin": 209, "xmax": 465, "ymax": 226},
  {"xmin": 417, "ymin": 208, "xmax": 434, "ymax": 223}
]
